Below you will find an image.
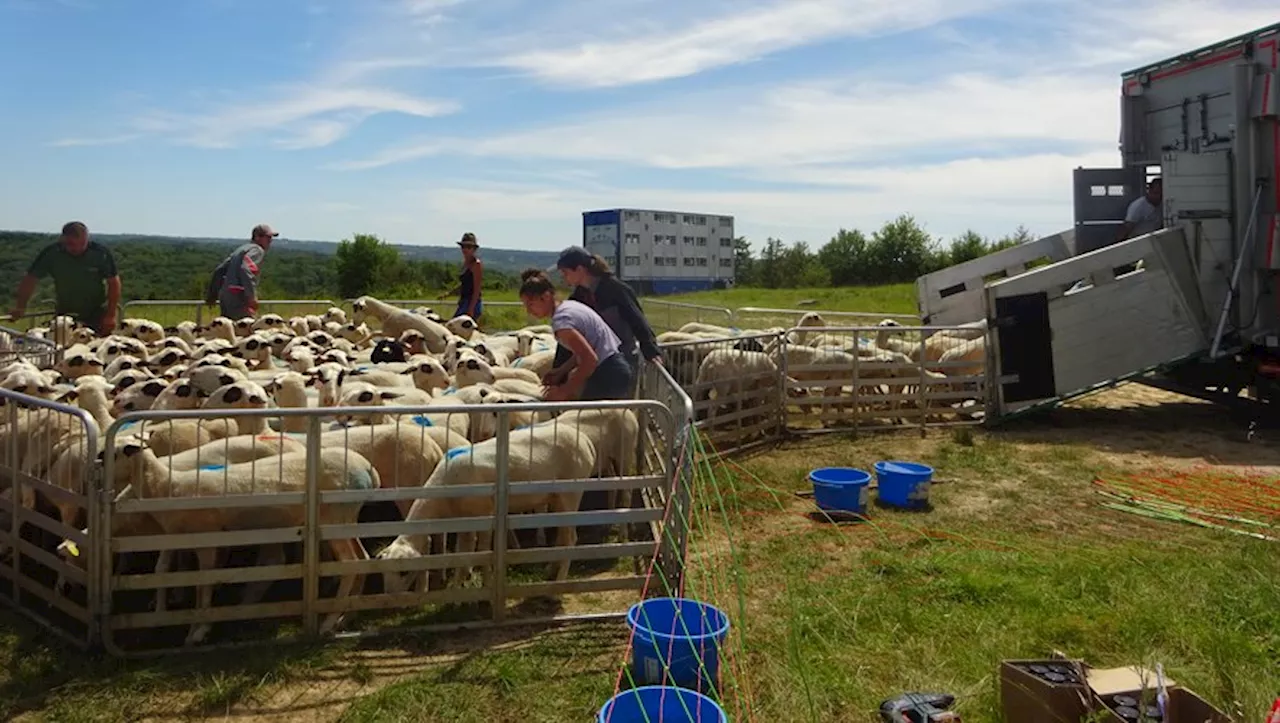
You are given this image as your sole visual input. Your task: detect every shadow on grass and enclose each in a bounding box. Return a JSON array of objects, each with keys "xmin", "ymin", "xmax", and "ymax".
[
  {"xmin": 0, "ymin": 608, "xmax": 624, "ymax": 722},
  {"xmin": 994, "ymin": 399, "xmax": 1270, "ymax": 464}
]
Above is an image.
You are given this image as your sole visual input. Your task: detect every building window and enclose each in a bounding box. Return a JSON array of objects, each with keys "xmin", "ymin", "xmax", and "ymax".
[
  {"xmin": 682, "ymin": 236, "xmax": 694, "ymax": 245},
  {"xmin": 696, "ymin": 215, "xmax": 708, "ymax": 225},
  {"xmin": 654, "ymin": 257, "xmax": 665, "ymax": 267},
  {"xmin": 654, "ymin": 234, "xmax": 663, "ymax": 244},
  {"xmin": 696, "ymin": 236, "xmax": 707, "ymax": 246},
  {"xmin": 683, "ymin": 257, "xmax": 696, "ymax": 267},
  {"xmin": 719, "ymin": 237, "xmax": 733, "ymax": 247},
  {"xmin": 667, "ymin": 256, "xmax": 677, "ymax": 266},
  {"xmin": 719, "ymin": 258, "xmax": 733, "ymax": 267},
  {"xmin": 664, "ymin": 235, "xmax": 677, "ymax": 245},
  {"xmin": 625, "ymin": 255, "xmax": 641, "ymax": 266},
  {"xmin": 653, "ymin": 212, "xmax": 676, "ymax": 224},
  {"xmin": 718, "ymin": 216, "xmax": 732, "ymax": 226},
  {"xmin": 625, "ymin": 233, "xmax": 640, "ymax": 244},
  {"xmin": 697, "ymin": 257, "xmax": 708, "ymax": 267},
  {"xmin": 624, "ymin": 211, "xmax": 640, "ymax": 221}
]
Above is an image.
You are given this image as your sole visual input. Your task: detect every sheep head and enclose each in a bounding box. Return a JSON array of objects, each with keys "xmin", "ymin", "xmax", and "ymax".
[
  {"xmin": 406, "ymin": 359, "xmax": 449, "ymax": 393},
  {"xmin": 454, "ymin": 355, "xmax": 496, "ymax": 388},
  {"xmin": 152, "ymin": 378, "xmax": 201, "ymax": 411},
  {"xmin": 445, "ymin": 315, "xmax": 478, "ymax": 339},
  {"xmin": 334, "ymin": 382, "xmax": 402, "ymax": 424},
  {"xmin": 58, "ymin": 348, "xmax": 106, "ymax": 379},
  {"xmin": 111, "ymin": 379, "xmax": 168, "ymax": 416}
]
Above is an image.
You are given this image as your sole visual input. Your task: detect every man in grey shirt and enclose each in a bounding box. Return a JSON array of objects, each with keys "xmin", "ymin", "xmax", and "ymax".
[
  {"xmin": 206, "ymin": 223, "xmax": 277, "ymax": 319},
  {"xmin": 1117, "ymin": 178, "xmax": 1163, "ymax": 242}
]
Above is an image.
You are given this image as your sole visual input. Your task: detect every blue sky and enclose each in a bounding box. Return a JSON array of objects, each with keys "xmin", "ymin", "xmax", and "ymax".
[{"xmin": 0, "ymin": 0, "xmax": 1274, "ymax": 252}]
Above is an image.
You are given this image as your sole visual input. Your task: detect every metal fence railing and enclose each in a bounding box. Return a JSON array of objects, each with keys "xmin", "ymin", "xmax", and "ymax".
[
  {"xmin": 0, "ymin": 316, "xmax": 63, "ymax": 368},
  {"xmin": 730, "ymin": 307, "xmax": 918, "ymax": 330},
  {"xmin": 121, "ymin": 300, "xmax": 337, "ymax": 327},
  {"xmin": 0, "ymin": 372, "xmax": 692, "ymax": 656},
  {"xmin": 640, "ymin": 300, "xmax": 734, "ymax": 332},
  {"xmin": 0, "ymin": 389, "xmax": 99, "ymax": 650}
]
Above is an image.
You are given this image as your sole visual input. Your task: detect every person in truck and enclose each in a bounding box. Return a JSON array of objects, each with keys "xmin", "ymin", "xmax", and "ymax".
[{"xmin": 1116, "ymin": 177, "xmax": 1163, "ymax": 243}]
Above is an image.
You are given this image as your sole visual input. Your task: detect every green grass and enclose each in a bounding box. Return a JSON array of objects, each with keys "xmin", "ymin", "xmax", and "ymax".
[{"xmin": 664, "ymin": 284, "xmax": 918, "ymax": 317}]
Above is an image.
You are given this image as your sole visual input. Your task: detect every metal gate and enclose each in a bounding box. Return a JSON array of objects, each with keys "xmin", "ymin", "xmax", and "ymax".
[
  {"xmin": 93, "ymin": 397, "xmax": 682, "ymax": 655},
  {"xmin": 0, "ymin": 390, "xmax": 99, "ymax": 649}
]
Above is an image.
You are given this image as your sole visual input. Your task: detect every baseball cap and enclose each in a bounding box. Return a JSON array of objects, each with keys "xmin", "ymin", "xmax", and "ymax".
[
  {"xmin": 253, "ymin": 224, "xmax": 280, "ymax": 239},
  {"xmin": 557, "ymin": 246, "xmax": 592, "ymax": 269}
]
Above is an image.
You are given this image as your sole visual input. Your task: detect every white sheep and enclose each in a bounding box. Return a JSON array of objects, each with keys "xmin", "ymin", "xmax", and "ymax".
[
  {"xmin": 323, "ymin": 307, "xmax": 347, "ymax": 325},
  {"xmin": 262, "ymin": 372, "xmax": 310, "ymax": 433},
  {"xmin": 204, "ymin": 317, "xmax": 237, "ymax": 343},
  {"xmin": 377, "ymin": 417, "xmax": 597, "ymax": 592},
  {"xmin": 188, "ymin": 365, "xmax": 247, "ymax": 397},
  {"xmin": 251, "ymin": 313, "xmax": 287, "ymax": 332},
  {"xmin": 103, "ymin": 354, "xmax": 147, "ymax": 380},
  {"xmin": 202, "ymin": 380, "xmax": 272, "ymax": 435},
  {"xmin": 56, "ymin": 345, "xmax": 105, "ymax": 380},
  {"xmin": 511, "ymin": 350, "xmax": 555, "ymax": 378},
  {"xmin": 352, "ymin": 296, "xmax": 450, "ymax": 354},
  {"xmin": 100, "ymin": 440, "xmax": 377, "ymax": 645},
  {"xmin": 445, "ymin": 315, "xmax": 479, "ymax": 340}
]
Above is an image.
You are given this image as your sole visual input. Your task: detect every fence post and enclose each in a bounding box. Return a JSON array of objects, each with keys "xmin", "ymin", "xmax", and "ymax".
[
  {"xmin": 7, "ymin": 402, "xmax": 19, "ymax": 610},
  {"xmin": 83, "ymin": 416, "xmax": 100, "ymax": 647},
  {"xmin": 491, "ymin": 413, "xmax": 510, "ymax": 622},
  {"xmin": 776, "ymin": 331, "xmax": 790, "ymax": 437},
  {"xmin": 671, "ymin": 420, "xmax": 692, "ymax": 595},
  {"xmin": 917, "ymin": 331, "xmax": 928, "ymax": 438},
  {"xmin": 851, "ymin": 342, "xmax": 861, "ymax": 438},
  {"xmin": 302, "ymin": 415, "xmax": 321, "ymax": 636}
]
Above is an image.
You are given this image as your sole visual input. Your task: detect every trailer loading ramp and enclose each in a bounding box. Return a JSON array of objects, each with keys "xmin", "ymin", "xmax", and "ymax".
[{"xmin": 984, "ymin": 226, "xmax": 1213, "ymax": 421}]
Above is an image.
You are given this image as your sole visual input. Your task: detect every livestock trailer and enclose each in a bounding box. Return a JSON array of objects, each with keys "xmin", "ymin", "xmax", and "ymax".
[{"xmin": 916, "ymin": 22, "xmax": 1280, "ymax": 420}]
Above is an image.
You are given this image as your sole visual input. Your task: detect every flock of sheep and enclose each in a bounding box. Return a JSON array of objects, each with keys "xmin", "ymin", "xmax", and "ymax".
[
  {"xmin": 0, "ymin": 296, "xmax": 651, "ymax": 646},
  {"xmin": 656, "ymin": 312, "xmax": 988, "ymax": 432},
  {"xmin": 0, "ymin": 297, "xmax": 987, "ymax": 647}
]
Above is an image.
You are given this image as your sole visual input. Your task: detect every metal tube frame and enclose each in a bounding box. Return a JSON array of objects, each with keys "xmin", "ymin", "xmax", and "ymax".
[{"xmin": 93, "ymin": 396, "xmax": 679, "ymax": 656}]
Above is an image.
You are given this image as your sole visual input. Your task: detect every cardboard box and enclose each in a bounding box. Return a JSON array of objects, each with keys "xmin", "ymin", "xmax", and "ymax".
[
  {"xmin": 1089, "ymin": 665, "xmax": 1230, "ymax": 723},
  {"xmin": 1000, "ymin": 660, "xmax": 1233, "ymax": 723},
  {"xmin": 1000, "ymin": 658, "xmax": 1092, "ymax": 722}
]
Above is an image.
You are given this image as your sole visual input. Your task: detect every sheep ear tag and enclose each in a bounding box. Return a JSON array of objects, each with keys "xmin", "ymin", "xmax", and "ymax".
[
  {"xmin": 119, "ymin": 420, "xmax": 140, "ymax": 432},
  {"xmin": 411, "ymin": 414, "xmax": 434, "ymax": 427},
  {"xmin": 61, "ymin": 541, "xmax": 80, "ymax": 558},
  {"xmin": 446, "ymin": 446, "xmax": 470, "ymax": 461},
  {"xmin": 199, "ymin": 464, "xmax": 226, "ymax": 472}
]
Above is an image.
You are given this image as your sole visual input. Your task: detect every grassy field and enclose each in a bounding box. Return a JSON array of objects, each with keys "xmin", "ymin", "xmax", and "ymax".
[
  {"xmin": 2, "ymin": 286, "xmax": 1278, "ymax": 721},
  {"xmin": 93, "ymin": 283, "xmax": 918, "ymax": 334}
]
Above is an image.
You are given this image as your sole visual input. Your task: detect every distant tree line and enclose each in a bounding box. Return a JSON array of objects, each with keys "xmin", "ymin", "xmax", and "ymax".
[
  {"xmin": 732, "ymin": 215, "xmax": 1034, "ymax": 288},
  {"xmin": 0, "ymin": 231, "xmax": 514, "ymax": 310},
  {"xmin": 0, "ymin": 217, "xmax": 1036, "ymax": 310}
]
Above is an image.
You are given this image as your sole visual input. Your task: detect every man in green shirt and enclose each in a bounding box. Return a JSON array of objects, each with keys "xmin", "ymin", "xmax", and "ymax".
[{"xmin": 10, "ymin": 221, "xmax": 122, "ymax": 336}]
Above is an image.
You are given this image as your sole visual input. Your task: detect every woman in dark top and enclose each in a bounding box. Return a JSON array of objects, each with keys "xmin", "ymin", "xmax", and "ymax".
[
  {"xmin": 555, "ymin": 246, "xmax": 662, "ymax": 375},
  {"xmin": 450, "ymin": 232, "xmax": 483, "ymax": 321}
]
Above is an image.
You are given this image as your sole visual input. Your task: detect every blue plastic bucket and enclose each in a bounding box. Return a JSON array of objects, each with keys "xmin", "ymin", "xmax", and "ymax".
[
  {"xmin": 808, "ymin": 467, "xmax": 872, "ymax": 515},
  {"xmin": 627, "ymin": 598, "xmax": 730, "ymax": 693},
  {"xmin": 597, "ymin": 686, "xmax": 727, "ymax": 723},
  {"xmin": 874, "ymin": 461, "xmax": 934, "ymax": 508}
]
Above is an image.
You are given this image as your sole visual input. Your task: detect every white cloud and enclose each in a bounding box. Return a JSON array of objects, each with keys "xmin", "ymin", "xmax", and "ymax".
[
  {"xmin": 1059, "ymin": 0, "xmax": 1280, "ymax": 71},
  {"xmin": 390, "ymin": 149, "xmax": 1118, "ymax": 247},
  {"xmin": 496, "ymin": 0, "xmax": 1003, "ymax": 87},
  {"xmin": 132, "ymin": 85, "xmax": 459, "ymax": 149},
  {"xmin": 335, "ymin": 70, "xmax": 1118, "ymax": 171},
  {"xmin": 48, "ymin": 133, "xmax": 142, "ymax": 148}
]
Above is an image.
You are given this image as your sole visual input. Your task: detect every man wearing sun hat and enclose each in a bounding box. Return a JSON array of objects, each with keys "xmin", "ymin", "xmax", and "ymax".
[{"xmin": 206, "ymin": 223, "xmax": 278, "ymax": 320}]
